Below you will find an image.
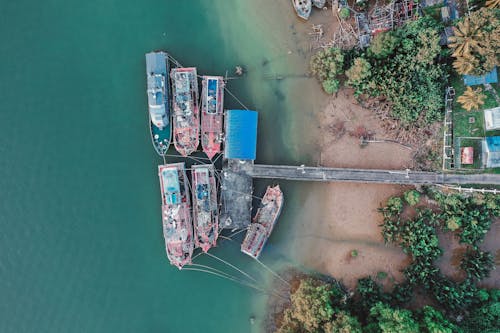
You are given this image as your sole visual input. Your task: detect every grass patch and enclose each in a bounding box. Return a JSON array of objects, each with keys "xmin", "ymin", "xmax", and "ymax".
[
  {"xmin": 483, "ymin": 90, "xmax": 499, "ymax": 110},
  {"xmin": 453, "ymin": 111, "xmax": 484, "ymax": 137}
]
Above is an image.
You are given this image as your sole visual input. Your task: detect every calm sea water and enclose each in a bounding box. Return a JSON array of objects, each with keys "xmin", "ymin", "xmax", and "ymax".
[{"xmin": 0, "ymin": 0, "xmax": 321, "ymax": 332}]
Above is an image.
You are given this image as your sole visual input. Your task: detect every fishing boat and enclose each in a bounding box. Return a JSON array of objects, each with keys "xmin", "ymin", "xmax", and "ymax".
[
  {"xmin": 241, "ymin": 185, "xmax": 284, "ymax": 259},
  {"xmin": 158, "ymin": 162, "xmax": 194, "ymax": 269},
  {"xmin": 201, "ymin": 76, "xmax": 224, "ymax": 159},
  {"xmin": 171, "ymin": 67, "xmax": 199, "ymax": 156},
  {"xmin": 191, "ymin": 164, "xmax": 219, "ymax": 253},
  {"xmin": 313, "ymin": 0, "xmax": 326, "ymax": 8},
  {"xmin": 292, "ymin": 0, "xmax": 312, "ymax": 20},
  {"xmin": 146, "ymin": 51, "xmax": 171, "ymax": 156}
]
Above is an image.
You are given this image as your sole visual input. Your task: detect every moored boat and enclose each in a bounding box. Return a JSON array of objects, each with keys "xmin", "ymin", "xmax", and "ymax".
[
  {"xmin": 292, "ymin": 0, "xmax": 312, "ymax": 20},
  {"xmin": 191, "ymin": 164, "xmax": 219, "ymax": 252},
  {"xmin": 146, "ymin": 51, "xmax": 171, "ymax": 156},
  {"xmin": 201, "ymin": 76, "xmax": 224, "ymax": 159},
  {"xmin": 241, "ymin": 185, "xmax": 284, "ymax": 259},
  {"xmin": 158, "ymin": 162, "xmax": 194, "ymax": 269},
  {"xmin": 171, "ymin": 67, "xmax": 199, "ymax": 156},
  {"xmin": 312, "ymin": 0, "xmax": 326, "ymax": 8}
]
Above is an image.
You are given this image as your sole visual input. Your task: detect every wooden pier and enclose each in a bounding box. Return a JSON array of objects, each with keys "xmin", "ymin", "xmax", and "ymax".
[{"xmin": 245, "ymin": 164, "xmax": 500, "ymax": 186}]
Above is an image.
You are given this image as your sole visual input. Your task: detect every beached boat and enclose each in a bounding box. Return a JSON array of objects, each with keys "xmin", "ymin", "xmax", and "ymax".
[
  {"xmin": 292, "ymin": 0, "xmax": 312, "ymax": 20},
  {"xmin": 313, "ymin": 0, "xmax": 326, "ymax": 8},
  {"xmin": 241, "ymin": 185, "xmax": 283, "ymax": 259},
  {"xmin": 201, "ymin": 76, "xmax": 224, "ymax": 159},
  {"xmin": 146, "ymin": 51, "xmax": 171, "ymax": 156},
  {"xmin": 171, "ymin": 67, "xmax": 199, "ymax": 156},
  {"xmin": 158, "ymin": 162, "xmax": 194, "ymax": 269},
  {"xmin": 191, "ymin": 164, "xmax": 219, "ymax": 252}
]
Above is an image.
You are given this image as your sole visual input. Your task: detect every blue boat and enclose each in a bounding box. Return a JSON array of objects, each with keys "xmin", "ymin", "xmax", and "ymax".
[{"xmin": 146, "ymin": 51, "xmax": 171, "ymax": 156}]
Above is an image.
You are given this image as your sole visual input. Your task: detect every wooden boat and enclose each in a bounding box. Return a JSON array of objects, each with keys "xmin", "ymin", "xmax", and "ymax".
[
  {"xmin": 241, "ymin": 185, "xmax": 283, "ymax": 259},
  {"xmin": 313, "ymin": 0, "xmax": 326, "ymax": 8},
  {"xmin": 292, "ymin": 0, "xmax": 312, "ymax": 20}
]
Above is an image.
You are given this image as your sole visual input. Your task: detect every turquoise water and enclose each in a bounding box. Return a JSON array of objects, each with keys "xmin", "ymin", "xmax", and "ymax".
[{"xmin": 0, "ymin": 0, "xmax": 321, "ymax": 332}]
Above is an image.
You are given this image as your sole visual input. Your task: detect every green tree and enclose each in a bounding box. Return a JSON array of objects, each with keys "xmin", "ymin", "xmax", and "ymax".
[
  {"xmin": 280, "ymin": 278, "xmax": 336, "ymax": 332},
  {"xmin": 459, "ymin": 211, "xmax": 491, "ymax": 245},
  {"xmin": 404, "ymin": 190, "xmax": 421, "ymax": 206},
  {"xmin": 419, "ymin": 306, "xmax": 461, "ymax": 333},
  {"xmin": 345, "ymin": 57, "xmax": 372, "ymax": 94},
  {"xmin": 368, "ymin": 32, "xmax": 399, "ymax": 59},
  {"xmin": 463, "ymin": 294, "xmax": 500, "ymax": 333},
  {"xmin": 349, "ymin": 17, "xmax": 445, "ymax": 125},
  {"xmin": 310, "ymin": 47, "xmax": 344, "ymax": 82},
  {"xmin": 322, "ymin": 79, "xmax": 340, "ymax": 95},
  {"xmin": 460, "ymin": 248, "xmax": 495, "ymax": 280},
  {"xmin": 338, "ymin": 7, "xmax": 350, "ymax": 20},
  {"xmin": 323, "ymin": 311, "xmax": 362, "ymax": 333},
  {"xmin": 368, "ymin": 302, "xmax": 420, "ymax": 333},
  {"xmin": 356, "ymin": 277, "xmax": 385, "ymax": 312}
]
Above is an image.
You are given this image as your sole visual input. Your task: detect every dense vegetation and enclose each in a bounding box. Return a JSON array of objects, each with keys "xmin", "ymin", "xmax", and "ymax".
[
  {"xmin": 275, "ymin": 189, "xmax": 499, "ymax": 332},
  {"xmin": 310, "ymin": 17, "xmax": 446, "ymax": 125}
]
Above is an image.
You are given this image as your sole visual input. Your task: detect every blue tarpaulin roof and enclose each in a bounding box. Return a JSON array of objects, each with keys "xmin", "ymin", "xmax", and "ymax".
[
  {"xmin": 224, "ymin": 110, "xmax": 258, "ymax": 160},
  {"xmin": 463, "ymin": 67, "xmax": 498, "ymax": 86},
  {"xmin": 486, "ymin": 136, "xmax": 500, "ymax": 152}
]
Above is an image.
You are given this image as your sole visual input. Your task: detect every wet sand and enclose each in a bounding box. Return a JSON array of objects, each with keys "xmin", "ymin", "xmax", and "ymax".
[{"xmin": 289, "ymin": 182, "xmax": 411, "ymax": 288}]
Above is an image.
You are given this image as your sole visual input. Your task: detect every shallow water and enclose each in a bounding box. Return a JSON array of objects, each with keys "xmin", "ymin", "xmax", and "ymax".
[{"xmin": 0, "ymin": 0, "xmax": 325, "ymax": 332}]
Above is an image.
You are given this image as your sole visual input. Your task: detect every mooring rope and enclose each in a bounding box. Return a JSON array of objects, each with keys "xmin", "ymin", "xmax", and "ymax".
[
  {"xmin": 224, "ymin": 87, "xmax": 249, "ymax": 110},
  {"xmin": 227, "ymin": 228, "xmax": 248, "ymax": 239},
  {"xmin": 205, "ymin": 252, "xmax": 259, "ymax": 284},
  {"xmin": 183, "ymin": 267, "xmax": 288, "ymax": 300},
  {"xmin": 255, "ymin": 259, "xmax": 290, "ymax": 287}
]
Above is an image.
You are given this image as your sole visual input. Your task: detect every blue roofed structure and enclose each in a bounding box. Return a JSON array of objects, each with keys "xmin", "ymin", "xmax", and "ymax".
[
  {"xmin": 464, "ymin": 67, "xmax": 498, "ymax": 86},
  {"xmin": 224, "ymin": 110, "xmax": 258, "ymax": 160},
  {"xmin": 483, "ymin": 136, "xmax": 500, "ymax": 168}
]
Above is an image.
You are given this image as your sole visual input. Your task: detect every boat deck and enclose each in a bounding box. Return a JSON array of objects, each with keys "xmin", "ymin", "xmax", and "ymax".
[{"xmin": 220, "ymin": 159, "xmax": 253, "ymax": 229}]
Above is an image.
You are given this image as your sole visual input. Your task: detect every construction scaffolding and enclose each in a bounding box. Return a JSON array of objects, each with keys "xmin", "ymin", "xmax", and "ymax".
[{"xmin": 354, "ymin": 0, "xmax": 419, "ymax": 48}]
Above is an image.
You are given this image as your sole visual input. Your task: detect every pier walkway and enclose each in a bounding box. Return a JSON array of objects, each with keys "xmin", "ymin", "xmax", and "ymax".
[{"xmin": 246, "ymin": 164, "xmax": 500, "ymax": 186}]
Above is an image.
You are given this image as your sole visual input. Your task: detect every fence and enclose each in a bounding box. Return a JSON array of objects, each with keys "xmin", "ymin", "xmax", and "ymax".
[{"xmin": 442, "ymin": 86, "xmax": 455, "ymax": 170}]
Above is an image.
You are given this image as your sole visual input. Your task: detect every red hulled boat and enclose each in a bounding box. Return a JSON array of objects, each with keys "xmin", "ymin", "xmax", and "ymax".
[{"xmin": 201, "ymin": 76, "xmax": 224, "ymax": 159}]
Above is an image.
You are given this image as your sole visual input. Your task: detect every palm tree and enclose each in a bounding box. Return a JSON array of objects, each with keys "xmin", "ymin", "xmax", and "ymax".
[
  {"xmin": 452, "ymin": 55, "xmax": 478, "ymax": 75},
  {"xmin": 457, "ymin": 87, "xmax": 486, "ymax": 112},
  {"xmin": 448, "ymin": 18, "xmax": 482, "ymax": 58},
  {"xmin": 486, "ymin": 0, "xmax": 499, "ymax": 8}
]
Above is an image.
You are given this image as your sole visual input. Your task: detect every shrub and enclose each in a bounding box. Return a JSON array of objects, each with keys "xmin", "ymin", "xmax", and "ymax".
[
  {"xmin": 278, "ymin": 278, "xmax": 337, "ymax": 332},
  {"xmin": 322, "ymin": 79, "xmax": 340, "ymax": 94},
  {"xmin": 323, "ymin": 311, "xmax": 362, "ymax": 333},
  {"xmin": 404, "ymin": 190, "xmax": 421, "ymax": 206},
  {"xmin": 460, "ymin": 248, "xmax": 495, "ymax": 280},
  {"xmin": 310, "ymin": 47, "xmax": 344, "ymax": 82},
  {"xmin": 339, "ymin": 7, "xmax": 350, "ymax": 20},
  {"xmin": 368, "ymin": 31, "xmax": 399, "ymax": 59},
  {"xmin": 368, "ymin": 302, "xmax": 420, "ymax": 333}
]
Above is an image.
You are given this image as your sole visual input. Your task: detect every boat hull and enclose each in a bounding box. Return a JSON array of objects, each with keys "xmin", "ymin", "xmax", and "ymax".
[
  {"xmin": 146, "ymin": 51, "xmax": 171, "ymax": 156},
  {"xmin": 192, "ymin": 165, "xmax": 219, "ymax": 253},
  {"xmin": 150, "ymin": 114, "xmax": 171, "ymax": 156},
  {"xmin": 241, "ymin": 185, "xmax": 284, "ymax": 259},
  {"xmin": 292, "ymin": 0, "xmax": 312, "ymax": 20},
  {"xmin": 171, "ymin": 67, "xmax": 199, "ymax": 157},
  {"xmin": 312, "ymin": 0, "xmax": 325, "ymax": 9},
  {"xmin": 158, "ymin": 163, "xmax": 194, "ymax": 269},
  {"xmin": 201, "ymin": 76, "xmax": 224, "ymax": 159}
]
